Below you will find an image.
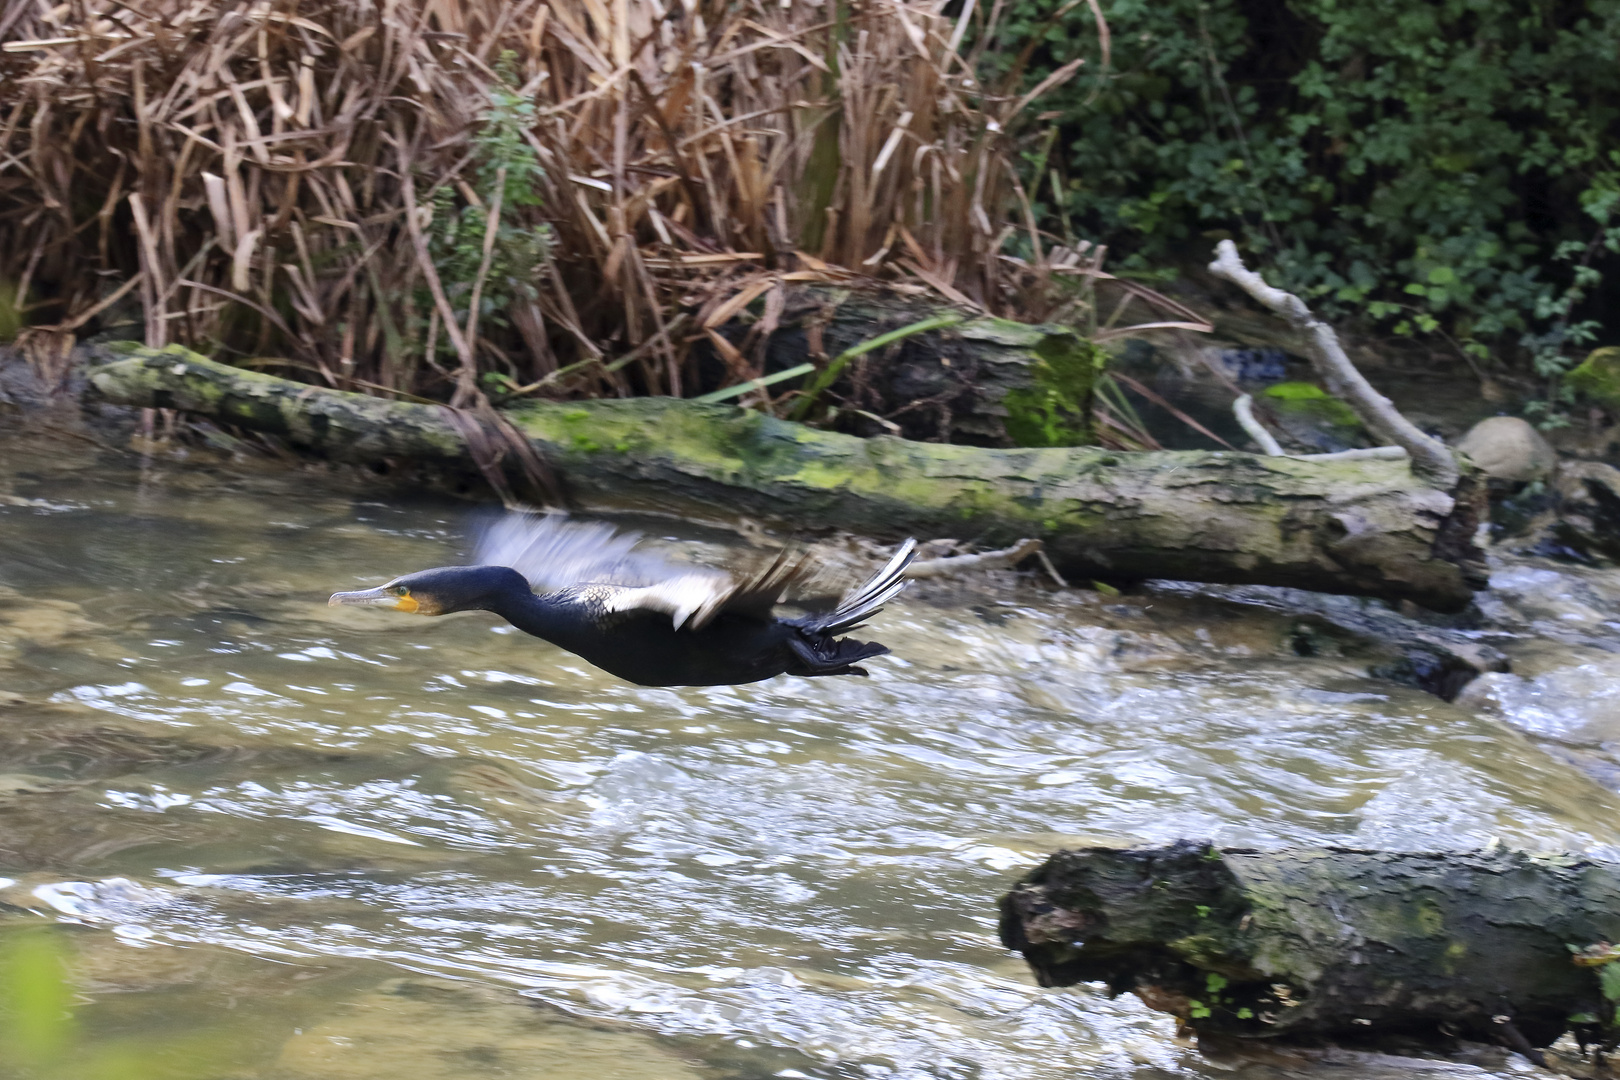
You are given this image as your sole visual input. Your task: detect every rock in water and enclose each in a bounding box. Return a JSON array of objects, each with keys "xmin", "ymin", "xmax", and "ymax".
[
  {"xmin": 999, "ymin": 841, "xmax": 1620, "ymax": 1053},
  {"xmin": 1456, "ymin": 416, "xmax": 1557, "ymax": 484},
  {"xmin": 1549, "ymin": 460, "xmax": 1620, "ymax": 562}
]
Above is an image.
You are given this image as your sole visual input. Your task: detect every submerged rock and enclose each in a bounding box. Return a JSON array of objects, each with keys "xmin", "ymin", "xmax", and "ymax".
[
  {"xmin": 1490, "ymin": 460, "xmax": 1620, "ymax": 565},
  {"xmin": 1456, "ymin": 416, "xmax": 1557, "ymax": 484},
  {"xmin": 274, "ymin": 978, "xmax": 706, "ymax": 1080},
  {"xmin": 1147, "ymin": 581, "xmax": 1509, "ymax": 701},
  {"xmin": 1549, "ymin": 461, "xmax": 1620, "ymax": 563}
]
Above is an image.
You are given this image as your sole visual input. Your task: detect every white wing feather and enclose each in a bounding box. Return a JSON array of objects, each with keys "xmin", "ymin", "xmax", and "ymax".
[
  {"xmin": 599, "ymin": 573, "xmax": 735, "ymax": 629},
  {"xmin": 476, "ymin": 512, "xmax": 733, "ymax": 627}
]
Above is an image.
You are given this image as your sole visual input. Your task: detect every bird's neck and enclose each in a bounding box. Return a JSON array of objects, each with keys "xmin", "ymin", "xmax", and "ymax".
[{"xmin": 485, "ymin": 588, "xmax": 576, "ymax": 645}]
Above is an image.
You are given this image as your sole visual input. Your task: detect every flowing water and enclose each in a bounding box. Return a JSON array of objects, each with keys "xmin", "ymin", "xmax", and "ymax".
[{"xmin": 2, "ymin": 414, "xmax": 1619, "ymax": 1080}]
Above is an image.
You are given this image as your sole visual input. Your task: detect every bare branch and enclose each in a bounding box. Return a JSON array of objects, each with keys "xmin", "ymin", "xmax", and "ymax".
[
  {"xmin": 1208, "ymin": 240, "xmax": 1458, "ymax": 488},
  {"xmin": 906, "ymin": 538, "xmax": 1044, "ymax": 578},
  {"xmin": 1232, "ymin": 394, "xmax": 1284, "ymax": 456}
]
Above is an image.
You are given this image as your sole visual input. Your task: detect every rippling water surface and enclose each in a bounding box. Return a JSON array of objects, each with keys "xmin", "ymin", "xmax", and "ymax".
[{"xmin": 2, "ymin": 419, "xmax": 1617, "ymax": 1079}]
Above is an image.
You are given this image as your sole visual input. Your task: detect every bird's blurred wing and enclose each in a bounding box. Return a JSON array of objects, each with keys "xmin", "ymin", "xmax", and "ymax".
[
  {"xmin": 476, "ymin": 512, "xmax": 689, "ymax": 591},
  {"xmin": 601, "ymin": 548, "xmax": 813, "ymax": 630},
  {"xmin": 705, "ymin": 546, "xmax": 815, "ymax": 626},
  {"xmin": 479, "ymin": 512, "xmax": 816, "ymax": 630},
  {"xmin": 600, "ymin": 572, "xmax": 739, "ymax": 629}
]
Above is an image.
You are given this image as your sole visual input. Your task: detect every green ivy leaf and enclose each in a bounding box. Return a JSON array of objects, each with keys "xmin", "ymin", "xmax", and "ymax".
[{"xmin": 1598, "ymin": 961, "xmax": 1620, "ymax": 1003}]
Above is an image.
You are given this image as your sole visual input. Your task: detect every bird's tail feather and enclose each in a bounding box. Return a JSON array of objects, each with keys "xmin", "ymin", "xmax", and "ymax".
[{"xmin": 806, "ymin": 539, "xmax": 916, "ymax": 635}]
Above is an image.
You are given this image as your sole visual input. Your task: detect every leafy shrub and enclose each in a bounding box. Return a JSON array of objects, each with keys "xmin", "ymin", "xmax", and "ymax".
[
  {"xmin": 423, "ymin": 55, "xmax": 554, "ymax": 368},
  {"xmin": 993, "ymin": 0, "xmax": 1620, "ymax": 373}
]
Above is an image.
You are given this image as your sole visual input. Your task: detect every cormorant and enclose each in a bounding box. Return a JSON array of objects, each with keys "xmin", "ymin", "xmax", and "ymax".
[{"xmin": 329, "ymin": 514, "xmax": 916, "ymax": 687}]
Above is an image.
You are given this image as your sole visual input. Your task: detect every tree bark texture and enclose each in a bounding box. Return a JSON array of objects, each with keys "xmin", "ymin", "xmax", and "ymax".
[
  {"xmin": 1000, "ymin": 842, "xmax": 1620, "ymax": 1049},
  {"xmin": 89, "ymin": 345, "xmax": 1487, "ymax": 611}
]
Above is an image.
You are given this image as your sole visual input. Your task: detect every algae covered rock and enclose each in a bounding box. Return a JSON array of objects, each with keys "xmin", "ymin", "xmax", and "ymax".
[
  {"xmin": 1455, "ymin": 416, "xmax": 1557, "ymax": 484},
  {"xmin": 1567, "ymin": 346, "xmax": 1620, "ymax": 416},
  {"xmin": 1256, "ymin": 382, "xmax": 1367, "ymax": 452}
]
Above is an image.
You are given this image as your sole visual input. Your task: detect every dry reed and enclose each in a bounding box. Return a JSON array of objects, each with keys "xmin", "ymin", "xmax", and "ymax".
[{"xmin": 0, "ymin": 0, "xmax": 1177, "ymax": 409}]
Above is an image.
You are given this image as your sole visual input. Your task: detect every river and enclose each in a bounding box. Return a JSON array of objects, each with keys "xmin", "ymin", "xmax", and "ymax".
[{"xmin": 2, "ymin": 413, "xmax": 1617, "ymax": 1079}]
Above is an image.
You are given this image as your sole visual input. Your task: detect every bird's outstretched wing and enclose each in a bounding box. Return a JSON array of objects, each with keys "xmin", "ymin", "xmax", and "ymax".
[
  {"xmin": 475, "ymin": 512, "xmax": 809, "ymax": 630},
  {"xmin": 476, "ymin": 511, "xmax": 686, "ymax": 590},
  {"xmin": 657, "ymin": 537, "xmax": 914, "ymax": 631}
]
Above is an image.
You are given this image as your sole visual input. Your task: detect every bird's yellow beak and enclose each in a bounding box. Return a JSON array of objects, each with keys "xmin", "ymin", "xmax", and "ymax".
[{"xmin": 328, "ymin": 586, "xmax": 419, "ymax": 613}]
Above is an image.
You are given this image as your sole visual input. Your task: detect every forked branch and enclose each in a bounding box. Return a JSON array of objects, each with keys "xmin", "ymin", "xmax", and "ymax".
[{"xmin": 1208, "ymin": 240, "xmax": 1458, "ymax": 488}]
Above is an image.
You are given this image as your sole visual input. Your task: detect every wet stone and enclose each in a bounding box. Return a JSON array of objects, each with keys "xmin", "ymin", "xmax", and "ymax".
[
  {"xmin": 1456, "ymin": 416, "xmax": 1558, "ymax": 484},
  {"xmin": 272, "ymin": 978, "xmax": 706, "ymax": 1080}
]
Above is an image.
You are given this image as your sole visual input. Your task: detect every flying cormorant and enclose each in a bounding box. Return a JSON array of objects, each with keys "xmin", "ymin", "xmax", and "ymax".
[{"xmin": 329, "ymin": 514, "xmax": 916, "ymax": 687}]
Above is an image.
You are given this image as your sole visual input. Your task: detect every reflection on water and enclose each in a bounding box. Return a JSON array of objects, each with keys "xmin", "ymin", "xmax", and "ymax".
[{"xmin": 1, "ymin": 420, "xmax": 1617, "ymax": 1079}]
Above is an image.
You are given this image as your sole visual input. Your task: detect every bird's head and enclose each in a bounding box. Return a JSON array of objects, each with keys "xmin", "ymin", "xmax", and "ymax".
[{"xmin": 328, "ymin": 565, "xmax": 530, "ymax": 616}]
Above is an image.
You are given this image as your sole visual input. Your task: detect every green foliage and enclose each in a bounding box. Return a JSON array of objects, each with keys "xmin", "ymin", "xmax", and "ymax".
[
  {"xmin": 0, "ymin": 928, "xmax": 256, "ymax": 1079},
  {"xmin": 1003, "ymin": 339, "xmax": 1108, "ymax": 446},
  {"xmin": 0, "ymin": 930, "xmax": 75, "ymax": 1069},
  {"xmin": 994, "ymin": 0, "xmax": 1620, "ymax": 370},
  {"xmin": 1599, "ymin": 960, "xmax": 1620, "ymax": 1025},
  {"xmin": 422, "ymin": 53, "xmax": 553, "ymax": 360}
]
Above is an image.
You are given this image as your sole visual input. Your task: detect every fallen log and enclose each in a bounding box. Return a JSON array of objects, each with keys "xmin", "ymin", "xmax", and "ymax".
[
  {"xmin": 727, "ymin": 287, "xmax": 1104, "ymax": 446},
  {"xmin": 999, "ymin": 842, "xmax": 1620, "ymax": 1058},
  {"xmin": 88, "ymin": 345, "xmax": 1486, "ymax": 611}
]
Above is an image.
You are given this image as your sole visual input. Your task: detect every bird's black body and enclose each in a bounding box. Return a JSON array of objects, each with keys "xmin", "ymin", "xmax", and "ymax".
[
  {"xmin": 474, "ymin": 570, "xmax": 890, "ymax": 686},
  {"xmin": 330, "ymin": 520, "xmax": 913, "ymax": 687}
]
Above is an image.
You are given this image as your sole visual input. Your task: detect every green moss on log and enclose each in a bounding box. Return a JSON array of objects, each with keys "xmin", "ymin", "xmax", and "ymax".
[{"xmin": 1002, "ymin": 336, "xmax": 1108, "ymax": 448}]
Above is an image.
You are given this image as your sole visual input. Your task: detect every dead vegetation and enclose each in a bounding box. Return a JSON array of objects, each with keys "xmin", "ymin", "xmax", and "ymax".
[{"xmin": 0, "ymin": 0, "xmax": 1200, "ymax": 439}]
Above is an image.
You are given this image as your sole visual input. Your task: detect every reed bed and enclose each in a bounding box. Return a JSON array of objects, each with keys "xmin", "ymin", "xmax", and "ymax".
[{"xmin": 0, "ymin": 0, "xmax": 1156, "ymax": 411}]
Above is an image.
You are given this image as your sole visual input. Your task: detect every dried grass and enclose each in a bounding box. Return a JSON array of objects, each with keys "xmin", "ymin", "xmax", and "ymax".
[{"xmin": 0, "ymin": 0, "xmax": 1165, "ymax": 406}]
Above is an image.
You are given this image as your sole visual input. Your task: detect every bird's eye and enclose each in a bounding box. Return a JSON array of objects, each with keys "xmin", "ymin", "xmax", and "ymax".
[{"xmin": 392, "ymin": 586, "xmax": 410, "ymax": 596}]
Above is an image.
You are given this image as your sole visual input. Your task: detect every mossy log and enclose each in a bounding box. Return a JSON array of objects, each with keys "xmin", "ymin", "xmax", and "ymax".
[
  {"xmin": 1000, "ymin": 842, "xmax": 1620, "ymax": 1054},
  {"xmin": 738, "ymin": 287, "xmax": 1100, "ymax": 445},
  {"xmin": 89, "ymin": 345, "xmax": 1485, "ymax": 611}
]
